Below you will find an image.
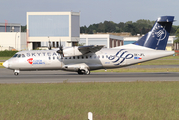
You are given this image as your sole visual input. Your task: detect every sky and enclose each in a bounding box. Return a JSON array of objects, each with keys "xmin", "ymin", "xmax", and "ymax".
[{"xmin": 0, "ymin": 0, "xmax": 179, "ymax": 26}]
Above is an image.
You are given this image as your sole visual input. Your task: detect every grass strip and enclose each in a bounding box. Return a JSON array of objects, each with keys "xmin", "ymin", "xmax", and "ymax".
[
  {"xmin": 0, "ymin": 82, "xmax": 179, "ymax": 120},
  {"xmin": 0, "ymin": 57, "xmax": 11, "ymax": 60}
]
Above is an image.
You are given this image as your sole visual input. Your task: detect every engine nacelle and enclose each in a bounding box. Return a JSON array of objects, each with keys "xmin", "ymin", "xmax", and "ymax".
[{"xmin": 63, "ymin": 46, "xmax": 83, "ymax": 57}]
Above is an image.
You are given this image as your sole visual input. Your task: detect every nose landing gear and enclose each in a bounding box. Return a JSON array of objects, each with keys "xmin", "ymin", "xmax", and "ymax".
[
  {"xmin": 14, "ymin": 72, "xmax": 19, "ymax": 76},
  {"xmin": 13, "ymin": 70, "xmax": 20, "ymax": 76}
]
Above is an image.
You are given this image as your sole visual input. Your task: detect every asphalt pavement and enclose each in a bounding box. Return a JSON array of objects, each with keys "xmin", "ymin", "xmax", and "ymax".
[{"xmin": 0, "ymin": 68, "xmax": 179, "ymax": 83}]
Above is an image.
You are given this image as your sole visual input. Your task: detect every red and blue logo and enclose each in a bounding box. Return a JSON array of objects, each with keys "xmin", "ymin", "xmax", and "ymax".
[
  {"xmin": 27, "ymin": 58, "xmax": 33, "ymax": 64},
  {"xmin": 27, "ymin": 58, "xmax": 45, "ymax": 64},
  {"xmin": 134, "ymin": 57, "xmax": 142, "ymax": 59}
]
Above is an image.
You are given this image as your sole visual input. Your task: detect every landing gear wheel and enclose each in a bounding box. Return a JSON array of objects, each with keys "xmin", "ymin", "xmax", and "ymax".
[
  {"xmin": 13, "ymin": 70, "xmax": 20, "ymax": 76},
  {"xmin": 78, "ymin": 69, "xmax": 84, "ymax": 75},
  {"xmin": 85, "ymin": 70, "xmax": 90, "ymax": 75},
  {"xmin": 14, "ymin": 72, "xmax": 19, "ymax": 76},
  {"xmin": 77, "ymin": 69, "xmax": 90, "ymax": 75}
]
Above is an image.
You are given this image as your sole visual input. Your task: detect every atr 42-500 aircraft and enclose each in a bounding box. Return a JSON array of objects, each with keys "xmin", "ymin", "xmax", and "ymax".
[{"xmin": 3, "ymin": 16, "xmax": 175, "ymax": 75}]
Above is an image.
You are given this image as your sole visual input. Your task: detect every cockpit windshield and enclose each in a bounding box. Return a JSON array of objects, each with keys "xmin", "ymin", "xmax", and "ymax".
[
  {"xmin": 17, "ymin": 54, "xmax": 21, "ymax": 58},
  {"xmin": 12, "ymin": 54, "xmax": 26, "ymax": 58},
  {"xmin": 13, "ymin": 54, "xmax": 18, "ymax": 57}
]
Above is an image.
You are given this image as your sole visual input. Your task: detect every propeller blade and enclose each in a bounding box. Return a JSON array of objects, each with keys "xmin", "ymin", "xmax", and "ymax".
[
  {"xmin": 60, "ymin": 40, "xmax": 63, "ymax": 51},
  {"xmin": 48, "ymin": 41, "xmax": 51, "ymax": 50},
  {"xmin": 56, "ymin": 39, "xmax": 64, "ymax": 59}
]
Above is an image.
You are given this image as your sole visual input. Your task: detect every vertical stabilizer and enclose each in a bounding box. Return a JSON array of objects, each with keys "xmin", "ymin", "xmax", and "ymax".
[{"xmin": 133, "ymin": 16, "xmax": 174, "ymax": 50}]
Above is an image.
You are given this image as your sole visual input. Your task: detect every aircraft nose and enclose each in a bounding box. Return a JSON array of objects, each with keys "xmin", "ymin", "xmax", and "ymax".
[{"xmin": 3, "ymin": 61, "xmax": 8, "ymax": 68}]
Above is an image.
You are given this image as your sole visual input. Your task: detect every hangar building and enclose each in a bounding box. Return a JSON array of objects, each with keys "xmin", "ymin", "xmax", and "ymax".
[
  {"xmin": 27, "ymin": 12, "xmax": 80, "ymax": 49},
  {"xmin": 0, "ymin": 23, "xmax": 26, "ymax": 51},
  {"xmin": 80, "ymin": 34, "xmax": 123, "ymax": 48},
  {"xmin": 0, "ymin": 23, "xmax": 21, "ymax": 32}
]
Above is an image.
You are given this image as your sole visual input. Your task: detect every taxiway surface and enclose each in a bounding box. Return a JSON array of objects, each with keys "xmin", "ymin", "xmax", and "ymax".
[{"xmin": 0, "ymin": 68, "xmax": 179, "ymax": 83}]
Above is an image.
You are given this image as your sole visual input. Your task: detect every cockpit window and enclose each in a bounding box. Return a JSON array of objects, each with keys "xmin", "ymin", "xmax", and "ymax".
[
  {"xmin": 17, "ymin": 54, "xmax": 21, "ymax": 58},
  {"xmin": 12, "ymin": 54, "xmax": 25, "ymax": 58},
  {"xmin": 22, "ymin": 54, "xmax": 26, "ymax": 58},
  {"xmin": 13, "ymin": 54, "xmax": 18, "ymax": 57}
]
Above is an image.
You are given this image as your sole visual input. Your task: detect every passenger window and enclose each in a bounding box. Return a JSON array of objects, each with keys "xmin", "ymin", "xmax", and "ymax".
[
  {"xmin": 65, "ymin": 57, "xmax": 67, "ymax": 59},
  {"xmin": 94, "ymin": 55, "xmax": 96, "ymax": 59},
  {"xmin": 22, "ymin": 54, "xmax": 26, "ymax": 58},
  {"xmin": 73, "ymin": 56, "xmax": 75, "ymax": 59},
  {"xmin": 86, "ymin": 56, "xmax": 88, "ymax": 59},
  {"xmin": 53, "ymin": 57, "xmax": 55, "ymax": 60},
  {"xmin": 102, "ymin": 55, "xmax": 104, "ymax": 58},
  {"xmin": 82, "ymin": 56, "xmax": 84, "ymax": 59},
  {"xmin": 106, "ymin": 55, "xmax": 108, "ymax": 58},
  {"xmin": 69, "ymin": 57, "xmax": 71, "ymax": 59},
  {"xmin": 49, "ymin": 57, "xmax": 51, "ymax": 60}
]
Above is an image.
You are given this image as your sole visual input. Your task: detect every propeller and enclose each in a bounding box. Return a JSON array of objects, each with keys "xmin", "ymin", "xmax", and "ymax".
[
  {"xmin": 48, "ymin": 41, "xmax": 51, "ymax": 50},
  {"xmin": 56, "ymin": 40, "xmax": 64, "ymax": 59}
]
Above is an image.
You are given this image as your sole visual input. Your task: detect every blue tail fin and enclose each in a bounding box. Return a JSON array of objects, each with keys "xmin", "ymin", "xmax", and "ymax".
[{"xmin": 133, "ymin": 16, "xmax": 174, "ymax": 50}]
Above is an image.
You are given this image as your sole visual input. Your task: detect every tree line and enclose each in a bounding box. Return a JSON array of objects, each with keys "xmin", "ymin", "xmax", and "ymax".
[
  {"xmin": 80, "ymin": 19, "xmax": 179, "ymax": 36},
  {"xmin": 21, "ymin": 19, "xmax": 179, "ymax": 36}
]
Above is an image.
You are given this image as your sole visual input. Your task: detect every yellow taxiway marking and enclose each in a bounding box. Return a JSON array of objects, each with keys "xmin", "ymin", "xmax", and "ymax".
[{"xmin": 0, "ymin": 62, "xmax": 3, "ymax": 66}]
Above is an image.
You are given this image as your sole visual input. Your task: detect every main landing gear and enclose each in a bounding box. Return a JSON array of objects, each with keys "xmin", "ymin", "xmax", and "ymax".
[
  {"xmin": 78, "ymin": 69, "xmax": 90, "ymax": 75},
  {"xmin": 13, "ymin": 70, "xmax": 20, "ymax": 76}
]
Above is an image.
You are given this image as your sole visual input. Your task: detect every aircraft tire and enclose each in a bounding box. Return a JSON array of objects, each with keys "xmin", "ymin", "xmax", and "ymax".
[
  {"xmin": 85, "ymin": 70, "xmax": 90, "ymax": 75},
  {"xmin": 78, "ymin": 69, "xmax": 90, "ymax": 75},
  {"xmin": 77, "ymin": 69, "xmax": 83, "ymax": 75},
  {"xmin": 14, "ymin": 72, "xmax": 19, "ymax": 76}
]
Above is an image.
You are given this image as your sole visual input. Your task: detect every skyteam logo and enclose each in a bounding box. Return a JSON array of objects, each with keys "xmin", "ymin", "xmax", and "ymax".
[
  {"xmin": 108, "ymin": 49, "xmax": 133, "ymax": 65},
  {"xmin": 27, "ymin": 58, "xmax": 45, "ymax": 65},
  {"xmin": 152, "ymin": 25, "xmax": 166, "ymax": 41}
]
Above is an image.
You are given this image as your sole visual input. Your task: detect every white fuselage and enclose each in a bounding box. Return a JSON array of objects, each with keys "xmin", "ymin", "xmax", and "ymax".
[
  {"xmin": 4, "ymin": 44, "xmax": 174, "ymax": 72},
  {"xmin": 3, "ymin": 16, "xmax": 175, "ymax": 75}
]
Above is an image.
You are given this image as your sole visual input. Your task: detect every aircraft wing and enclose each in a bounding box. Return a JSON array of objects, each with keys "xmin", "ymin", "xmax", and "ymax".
[
  {"xmin": 62, "ymin": 45, "xmax": 105, "ymax": 57},
  {"xmin": 78, "ymin": 45, "xmax": 104, "ymax": 54}
]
